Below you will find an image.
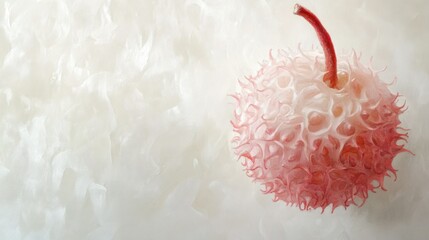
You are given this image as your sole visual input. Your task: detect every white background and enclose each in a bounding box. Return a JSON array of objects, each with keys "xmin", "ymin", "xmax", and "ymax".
[{"xmin": 0, "ymin": 0, "xmax": 428, "ymax": 239}]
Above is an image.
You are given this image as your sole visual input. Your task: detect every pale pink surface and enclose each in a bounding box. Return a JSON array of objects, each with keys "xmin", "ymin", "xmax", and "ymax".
[{"xmin": 231, "ymin": 49, "xmax": 408, "ymax": 212}]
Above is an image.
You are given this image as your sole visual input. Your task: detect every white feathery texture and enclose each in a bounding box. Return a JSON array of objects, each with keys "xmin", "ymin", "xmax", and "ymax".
[{"xmin": 0, "ymin": 0, "xmax": 427, "ymax": 239}]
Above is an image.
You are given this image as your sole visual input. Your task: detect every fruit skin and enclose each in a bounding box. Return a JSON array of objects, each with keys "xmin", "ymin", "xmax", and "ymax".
[{"xmin": 231, "ymin": 49, "xmax": 409, "ymax": 212}]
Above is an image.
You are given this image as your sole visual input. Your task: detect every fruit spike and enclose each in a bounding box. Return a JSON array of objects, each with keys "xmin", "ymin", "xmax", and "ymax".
[{"xmin": 294, "ymin": 4, "xmax": 338, "ymax": 89}]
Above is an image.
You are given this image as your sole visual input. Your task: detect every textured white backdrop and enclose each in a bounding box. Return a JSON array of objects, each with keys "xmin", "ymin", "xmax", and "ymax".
[{"xmin": 0, "ymin": 0, "xmax": 428, "ymax": 239}]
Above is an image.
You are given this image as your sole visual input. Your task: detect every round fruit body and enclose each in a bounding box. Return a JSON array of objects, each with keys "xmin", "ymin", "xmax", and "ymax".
[{"xmin": 231, "ymin": 49, "xmax": 408, "ymax": 211}]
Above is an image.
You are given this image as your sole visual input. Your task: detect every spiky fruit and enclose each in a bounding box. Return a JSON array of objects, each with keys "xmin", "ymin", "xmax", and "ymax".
[{"xmin": 231, "ymin": 4, "xmax": 409, "ymax": 212}]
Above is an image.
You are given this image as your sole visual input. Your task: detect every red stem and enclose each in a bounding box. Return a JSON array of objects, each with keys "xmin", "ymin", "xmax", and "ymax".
[{"xmin": 294, "ymin": 4, "xmax": 338, "ymax": 89}]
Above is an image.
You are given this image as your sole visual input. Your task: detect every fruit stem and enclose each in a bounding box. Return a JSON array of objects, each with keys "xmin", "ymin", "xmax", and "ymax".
[{"xmin": 294, "ymin": 4, "xmax": 338, "ymax": 89}]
